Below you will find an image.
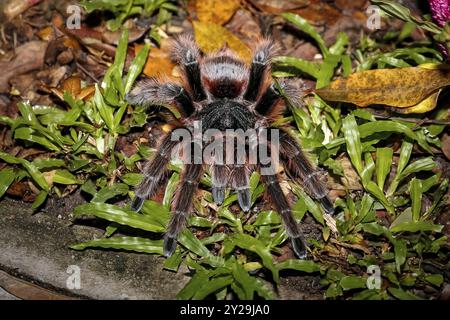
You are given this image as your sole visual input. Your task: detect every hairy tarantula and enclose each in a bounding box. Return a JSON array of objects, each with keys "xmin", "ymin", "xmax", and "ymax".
[{"xmin": 126, "ymin": 35, "xmax": 334, "ymax": 259}]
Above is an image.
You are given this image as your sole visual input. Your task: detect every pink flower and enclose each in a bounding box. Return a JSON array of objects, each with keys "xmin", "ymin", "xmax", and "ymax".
[
  {"xmin": 429, "ymin": 0, "xmax": 450, "ymax": 27},
  {"xmin": 428, "ymin": 0, "xmax": 450, "ymax": 58}
]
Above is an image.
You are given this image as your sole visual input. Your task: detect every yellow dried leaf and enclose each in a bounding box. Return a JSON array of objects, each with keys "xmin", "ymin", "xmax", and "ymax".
[
  {"xmin": 193, "ymin": 21, "xmax": 251, "ymax": 63},
  {"xmin": 77, "ymin": 85, "xmax": 95, "ymax": 101},
  {"xmin": 316, "ymin": 65, "xmax": 450, "ymax": 110},
  {"xmin": 196, "ymin": 0, "xmax": 240, "ymax": 25},
  {"xmin": 61, "ymin": 76, "xmax": 81, "ymax": 96},
  {"xmin": 38, "ymin": 27, "xmax": 53, "ymax": 41},
  {"xmin": 135, "ymin": 40, "xmax": 177, "ymax": 79},
  {"xmin": 394, "ymin": 89, "xmax": 442, "ymax": 114}
]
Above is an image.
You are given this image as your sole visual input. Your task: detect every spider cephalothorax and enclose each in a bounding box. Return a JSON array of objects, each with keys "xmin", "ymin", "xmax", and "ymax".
[{"xmin": 126, "ymin": 35, "xmax": 334, "ymax": 259}]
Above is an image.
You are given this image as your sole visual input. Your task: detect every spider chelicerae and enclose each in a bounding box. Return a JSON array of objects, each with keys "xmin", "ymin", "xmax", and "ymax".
[{"xmin": 126, "ymin": 35, "xmax": 334, "ymax": 259}]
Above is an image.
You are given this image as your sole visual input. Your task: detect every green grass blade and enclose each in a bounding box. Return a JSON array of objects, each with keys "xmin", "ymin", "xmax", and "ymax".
[
  {"xmin": 376, "ymin": 147, "xmax": 393, "ymax": 190},
  {"xmin": 231, "ymin": 233, "xmax": 279, "ymax": 283},
  {"xmin": 124, "ymin": 43, "xmax": 150, "ymax": 94},
  {"xmin": 73, "ymin": 202, "xmax": 166, "ymax": 233},
  {"xmin": 192, "ymin": 276, "xmax": 233, "ymax": 300},
  {"xmin": 0, "ymin": 169, "xmax": 16, "ymax": 198},
  {"xmin": 70, "ymin": 236, "xmax": 164, "ymax": 255},
  {"xmin": 343, "ymin": 115, "xmax": 363, "ymax": 175},
  {"xmin": 409, "ymin": 178, "xmax": 422, "ymax": 221},
  {"xmin": 282, "ymin": 13, "xmax": 329, "ymax": 56},
  {"xmin": 91, "ymin": 183, "xmax": 129, "ymax": 203},
  {"xmin": 275, "ymin": 259, "xmax": 321, "ymax": 273}
]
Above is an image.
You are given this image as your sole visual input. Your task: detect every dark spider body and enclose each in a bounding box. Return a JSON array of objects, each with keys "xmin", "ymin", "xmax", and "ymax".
[{"xmin": 126, "ymin": 35, "xmax": 334, "ymax": 259}]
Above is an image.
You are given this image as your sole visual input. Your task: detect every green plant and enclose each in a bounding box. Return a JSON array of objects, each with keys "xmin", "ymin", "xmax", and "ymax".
[
  {"xmin": 0, "ymin": 9, "xmax": 448, "ymax": 300},
  {"xmin": 80, "ymin": 0, "xmax": 178, "ymax": 43}
]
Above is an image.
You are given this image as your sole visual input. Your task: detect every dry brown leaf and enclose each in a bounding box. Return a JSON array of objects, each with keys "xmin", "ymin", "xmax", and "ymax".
[
  {"xmin": 250, "ymin": 0, "xmax": 309, "ymax": 14},
  {"xmin": 196, "ymin": 0, "xmax": 241, "ymax": 25},
  {"xmin": 0, "ymin": 270, "xmax": 76, "ymax": 300},
  {"xmin": 316, "ymin": 65, "xmax": 450, "ymax": 111},
  {"xmin": 38, "ymin": 26, "xmax": 54, "ymax": 41},
  {"xmin": 225, "ymin": 9, "xmax": 261, "ymax": 44},
  {"xmin": 193, "ymin": 21, "xmax": 251, "ymax": 63},
  {"xmin": 77, "ymin": 86, "xmax": 96, "ymax": 101},
  {"xmin": 135, "ymin": 40, "xmax": 177, "ymax": 79},
  {"xmin": 442, "ymin": 133, "xmax": 450, "ymax": 161},
  {"xmin": 0, "ymin": 41, "xmax": 47, "ymax": 93},
  {"xmin": 61, "ymin": 76, "xmax": 81, "ymax": 97}
]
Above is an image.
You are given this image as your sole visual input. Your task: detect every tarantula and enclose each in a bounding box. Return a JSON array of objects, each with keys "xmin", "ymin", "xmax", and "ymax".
[{"xmin": 126, "ymin": 35, "xmax": 334, "ymax": 259}]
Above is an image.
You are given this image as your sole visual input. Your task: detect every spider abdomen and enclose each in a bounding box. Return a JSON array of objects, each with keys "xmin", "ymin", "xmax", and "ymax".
[{"xmin": 202, "ymin": 56, "xmax": 248, "ymax": 99}]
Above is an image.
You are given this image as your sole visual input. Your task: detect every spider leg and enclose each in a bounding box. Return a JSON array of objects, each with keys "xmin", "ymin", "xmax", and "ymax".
[
  {"xmin": 254, "ymin": 83, "xmax": 282, "ymax": 116},
  {"xmin": 230, "ymin": 165, "xmax": 251, "ymax": 212},
  {"xmin": 254, "ymin": 79, "xmax": 305, "ymax": 117},
  {"xmin": 126, "ymin": 78, "xmax": 195, "ymax": 117},
  {"xmin": 171, "ymin": 35, "xmax": 206, "ymax": 101},
  {"xmin": 279, "ymin": 130, "xmax": 334, "ymax": 214},
  {"xmin": 131, "ymin": 134, "xmax": 179, "ymax": 212},
  {"xmin": 260, "ymin": 172, "xmax": 308, "ymax": 259},
  {"xmin": 244, "ymin": 39, "xmax": 275, "ymax": 101},
  {"xmin": 211, "ymin": 164, "xmax": 228, "ymax": 205},
  {"xmin": 165, "ymin": 161, "xmax": 204, "ymax": 257}
]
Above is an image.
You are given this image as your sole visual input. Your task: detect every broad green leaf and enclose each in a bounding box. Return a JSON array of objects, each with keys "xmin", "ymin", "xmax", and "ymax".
[
  {"xmin": 120, "ymin": 173, "xmax": 143, "ymax": 186},
  {"xmin": 424, "ymin": 274, "xmax": 443, "ymax": 287},
  {"xmin": 91, "ymin": 183, "xmax": 129, "ymax": 203},
  {"xmin": 387, "ymin": 140, "xmax": 413, "ymax": 196},
  {"xmin": 371, "ymin": 0, "xmax": 441, "ymax": 34},
  {"xmin": 32, "ymin": 159, "xmax": 65, "ymax": 170},
  {"xmin": 316, "ymin": 54, "xmax": 341, "ymax": 89},
  {"xmin": 394, "ymin": 239, "xmax": 407, "ymax": 273},
  {"xmin": 201, "ymin": 232, "xmax": 227, "ymax": 245},
  {"xmin": 0, "ymin": 151, "xmax": 50, "ymax": 192},
  {"xmin": 292, "ymin": 186, "xmax": 324, "ymax": 225},
  {"xmin": 399, "ymin": 157, "xmax": 436, "ymax": 180},
  {"xmin": 71, "ymin": 237, "xmax": 163, "ymax": 255},
  {"xmin": 231, "ymin": 233, "xmax": 279, "ymax": 283},
  {"xmin": 14, "ymin": 127, "xmax": 60, "ymax": 151},
  {"xmin": 176, "ymin": 270, "xmax": 210, "ymax": 300},
  {"xmin": 163, "ymin": 172, "xmax": 179, "ymax": 208},
  {"xmin": 178, "ymin": 229, "xmax": 224, "ymax": 267},
  {"xmin": 376, "ymin": 148, "xmax": 393, "ymax": 190},
  {"xmin": 231, "ymin": 261, "xmax": 255, "ymax": 300},
  {"xmin": 94, "ymin": 84, "xmax": 115, "ymax": 131},
  {"xmin": 32, "ymin": 190, "xmax": 48, "ymax": 211},
  {"xmin": 409, "ymin": 178, "xmax": 422, "ymax": 221},
  {"xmin": 358, "ymin": 121, "xmax": 432, "ymax": 153},
  {"xmin": 124, "ymin": 43, "xmax": 150, "ymax": 94},
  {"xmin": 73, "ymin": 203, "xmax": 166, "ymax": 233},
  {"xmin": 361, "ymin": 152, "xmax": 375, "ymax": 186},
  {"xmin": 390, "ymin": 221, "xmax": 443, "ymax": 233},
  {"xmin": 0, "ymin": 169, "xmax": 15, "ymax": 198},
  {"xmin": 357, "ymin": 193, "xmax": 374, "ymax": 224},
  {"xmin": 53, "ymin": 169, "xmax": 80, "ymax": 185},
  {"xmin": 342, "ymin": 115, "xmax": 363, "ymax": 175},
  {"xmin": 365, "ymin": 181, "xmax": 394, "ymax": 214},
  {"xmin": 163, "ymin": 250, "xmax": 183, "ymax": 272},
  {"xmin": 276, "ymin": 259, "xmax": 321, "ymax": 273},
  {"xmin": 325, "ymin": 283, "xmax": 343, "ymax": 298},
  {"xmin": 192, "ymin": 276, "xmax": 233, "ymax": 300},
  {"xmin": 189, "ymin": 216, "xmax": 213, "ymax": 228},
  {"xmin": 282, "ymin": 13, "xmax": 329, "ymax": 56},
  {"xmin": 340, "ymin": 276, "xmax": 367, "ymax": 291},
  {"xmin": 388, "ymin": 287, "xmax": 423, "ymax": 300},
  {"xmin": 253, "ymin": 211, "xmax": 280, "ymax": 226},
  {"xmin": 273, "ymin": 56, "xmax": 320, "ymax": 78}
]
